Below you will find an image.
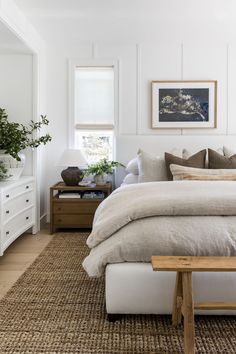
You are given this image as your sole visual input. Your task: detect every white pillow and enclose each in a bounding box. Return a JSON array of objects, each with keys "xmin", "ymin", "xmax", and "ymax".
[
  {"xmin": 183, "ymin": 147, "xmax": 223, "ymax": 159},
  {"xmin": 137, "ymin": 149, "xmax": 167, "ymax": 183},
  {"xmin": 125, "ymin": 157, "xmax": 139, "ymax": 175},
  {"xmin": 170, "ymin": 164, "xmax": 236, "ymax": 181},
  {"xmin": 183, "ymin": 147, "xmax": 223, "ymax": 168},
  {"xmin": 223, "ymin": 146, "xmax": 236, "ymax": 158},
  {"xmin": 122, "ymin": 173, "xmax": 139, "ymax": 185}
]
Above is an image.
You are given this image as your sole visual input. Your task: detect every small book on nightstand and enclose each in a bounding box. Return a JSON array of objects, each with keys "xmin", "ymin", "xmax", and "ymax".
[{"xmin": 58, "ymin": 192, "xmax": 81, "ymax": 199}]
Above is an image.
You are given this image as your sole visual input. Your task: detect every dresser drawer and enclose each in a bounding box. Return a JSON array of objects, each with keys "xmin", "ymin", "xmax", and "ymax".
[
  {"xmin": 3, "ymin": 181, "xmax": 34, "ymax": 202},
  {"xmin": 3, "ymin": 191, "xmax": 34, "ymax": 223},
  {"xmin": 3, "ymin": 207, "xmax": 34, "ymax": 242},
  {"xmin": 53, "ymin": 201, "xmax": 101, "ymax": 214},
  {"xmin": 54, "ymin": 214, "xmax": 94, "ymax": 227}
]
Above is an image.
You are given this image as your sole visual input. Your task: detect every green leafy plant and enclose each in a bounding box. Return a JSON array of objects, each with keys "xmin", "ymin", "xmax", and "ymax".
[
  {"xmin": 0, "ymin": 108, "xmax": 52, "ymax": 161},
  {"xmin": 0, "ymin": 161, "xmax": 10, "ymax": 181},
  {"xmin": 84, "ymin": 158, "xmax": 124, "ymax": 177}
]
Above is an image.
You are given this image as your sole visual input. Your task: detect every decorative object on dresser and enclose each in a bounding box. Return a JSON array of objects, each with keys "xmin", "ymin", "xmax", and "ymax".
[
  {"xmin": 0, "ymin": 108, "xmax": 52, "ymax": 180},
  {"xmin": 0, "ymin": 177, "xmax": 36, "ymax": 255},
  {"xmin": 50, "ymin": 182, "xmax": 112, "ymax": 234},
  {"xmin": 84, "ymin": 158, "xmax": 124, "ymax": 186},
  {"xmin": 0, "ymin": 161, "xmax": 10, "ymax": 181},
  {"xmin": 152, "ymin": 81, "xmax": 217, "ymax": 129},
  {"xmin": 57, "ymin": 149, "xmax": 88, "ymax": 186}
]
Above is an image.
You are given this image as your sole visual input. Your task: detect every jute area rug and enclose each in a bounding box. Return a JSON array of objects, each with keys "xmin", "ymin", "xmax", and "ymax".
[{"xmin": 0, "ymin": 233, "xmax": 235, "ymax": 354}]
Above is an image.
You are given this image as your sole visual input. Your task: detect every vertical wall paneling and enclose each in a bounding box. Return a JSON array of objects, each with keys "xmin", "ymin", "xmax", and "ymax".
[
  {"xmin": 180, "ymin": 42, "xmax": 184, "ymax": 135},
  {"xmin": 136, "ymin": 43, "xmax": 141, "ymax": 135},
  {"xmin": 139, "ymin": 43, "xmax": 182, "ymax": 135},
  {"xmin": 181, "ymin": 42, "xmax": 184, "ymax": 80},
  {"xmin": 0, "ymin": 54, "xmax": 33, "ymax": 175},
  {"xmin": 95, "ymin": 43, "xmax": 137, "ymax": 135},
  {"xmin": 227, "ymin": 44, "xmax": 236, "ymax": 135},
  {"xmin": 182, "ymin": 42, "xmax": 228, "ymax": 135},
  {"xmin": 226, "ymin": 43, "xmax": 229, "ymax": 135}
]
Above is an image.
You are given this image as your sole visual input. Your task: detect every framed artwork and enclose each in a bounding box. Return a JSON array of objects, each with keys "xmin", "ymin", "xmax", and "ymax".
[{"xmin": 151, "ymin": 80, "xmax": 217, "ymax": 129}]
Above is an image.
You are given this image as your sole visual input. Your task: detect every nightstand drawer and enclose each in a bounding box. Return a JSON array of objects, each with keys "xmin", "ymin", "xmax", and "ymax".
[
  {"xmin": 54, "ymin": 214, "xmax": 94, "ymax": 227},
  {"xmin": 53, "ymin": 201, "xmax": 101, "ymax": 214}
]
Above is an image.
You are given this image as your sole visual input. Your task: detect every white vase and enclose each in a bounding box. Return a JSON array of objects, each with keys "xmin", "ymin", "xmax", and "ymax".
[
  {"xmin": 94, "ymin": 174, "xmax": 108, "ymax": 186},
  {"xmin": 0, "ymin": 150, "xmax": 25, "ymax": 181}
]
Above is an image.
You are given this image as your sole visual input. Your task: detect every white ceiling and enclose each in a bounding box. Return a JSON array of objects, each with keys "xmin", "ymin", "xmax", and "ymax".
[
  {"xmin": 0, "ymin": 20, "xmax": 32, "ymax": 54},
  {"xmin": 14, "ymin": 0, "xmax": 236, "ymax": 44}
]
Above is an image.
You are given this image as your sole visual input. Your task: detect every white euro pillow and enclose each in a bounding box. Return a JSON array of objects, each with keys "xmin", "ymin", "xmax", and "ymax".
[
  {"xmin": 137, "ymin": 149, "xmax": 167, "ymax": 182},
  {"xmin": 183, "ymin": 147, "xmax": 223, "ymax": 159},
  {"xmin": 223, "ymin": 146, "xmax": 236, "ymax": 158}
]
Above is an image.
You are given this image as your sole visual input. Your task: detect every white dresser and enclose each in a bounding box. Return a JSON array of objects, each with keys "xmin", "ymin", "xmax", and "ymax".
[{"xmin": 0, "ymin": 176, "xmax": 36, "ymax": 255}]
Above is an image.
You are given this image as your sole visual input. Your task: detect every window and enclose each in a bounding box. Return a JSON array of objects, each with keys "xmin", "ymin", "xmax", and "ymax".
[{"xmin": 74, "ymin": 66, "xmax": 115, "ymax": 163}]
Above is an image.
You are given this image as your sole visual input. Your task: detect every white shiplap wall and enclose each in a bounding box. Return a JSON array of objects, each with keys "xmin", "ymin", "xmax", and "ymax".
[{"xmin": 43, "ymin": 40, "xmax": 236, "ymax": 215}]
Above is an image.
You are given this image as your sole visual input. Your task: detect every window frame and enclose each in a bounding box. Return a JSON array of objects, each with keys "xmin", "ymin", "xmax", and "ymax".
[{"xmin": 68, "ymin": 59, "xmax": 119, "ymax": 152}]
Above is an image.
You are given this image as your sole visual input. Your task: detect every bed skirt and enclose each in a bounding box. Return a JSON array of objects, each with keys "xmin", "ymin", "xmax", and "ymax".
[{"xmin": 105, "ymin": 262, "xmax": 236, "ymax": 315}]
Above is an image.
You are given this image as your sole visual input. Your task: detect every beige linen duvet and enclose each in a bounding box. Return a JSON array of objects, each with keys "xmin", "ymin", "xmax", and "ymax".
[{"xmin": 83, "ymin": 181, "xmax": 236, "ymax": 277}]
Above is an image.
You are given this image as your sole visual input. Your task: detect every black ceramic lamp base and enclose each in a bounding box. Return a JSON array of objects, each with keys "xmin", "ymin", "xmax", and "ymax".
[{"xmin": 61, "ymin": 167, "xmax": 83, "ymax": 186}]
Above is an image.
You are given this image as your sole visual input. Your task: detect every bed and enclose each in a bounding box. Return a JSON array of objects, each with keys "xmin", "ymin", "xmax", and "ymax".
[{"xmin": 83, "ymin": 180, "xmax": 236, "ymax": 315}]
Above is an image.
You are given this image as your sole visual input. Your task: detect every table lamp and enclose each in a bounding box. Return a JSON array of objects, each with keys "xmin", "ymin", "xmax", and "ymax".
[{"xmin": 57, "ymin": 149, "xmax": 88, "ymax": 186}]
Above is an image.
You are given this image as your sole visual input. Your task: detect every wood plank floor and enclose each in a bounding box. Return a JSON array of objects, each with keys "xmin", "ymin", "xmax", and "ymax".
[{"xmin": 0, "ymin": 229, "xmax": 52, "ymax": 299}]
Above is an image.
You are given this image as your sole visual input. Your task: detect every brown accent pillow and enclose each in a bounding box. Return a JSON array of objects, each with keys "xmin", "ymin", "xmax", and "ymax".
[
  {"xmin": 165, "ymin": 150, "xmax": 206, "ymax": 180},
  {"xmin": 208, "ymin": 148, "xmax": 236, "ymax": 169}
]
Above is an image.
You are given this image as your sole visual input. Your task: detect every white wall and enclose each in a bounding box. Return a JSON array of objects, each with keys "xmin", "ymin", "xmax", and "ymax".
[
  {"xmin": 14, "ymin": 0, "xmax": 236, "ymax": 218},
  {"xmin": 44, "ymin": 40, "xmax": 236, "ymax": 199},
  {"xmin": 1, "ymin": 0, "xmax": 47, "ymax": 224},
  {"xmin": 0, "ymin": 54, "xmax": 33, "ymax": 175}
]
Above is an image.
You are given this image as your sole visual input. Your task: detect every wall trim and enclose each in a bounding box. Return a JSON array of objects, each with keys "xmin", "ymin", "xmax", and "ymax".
[
  {"xmin": 136, "ymin": 43, "xmax": 141, "ymax": 135},
  {"xmin": 40, "ymin": 213, "xmax": 48, "ymax": 230}
]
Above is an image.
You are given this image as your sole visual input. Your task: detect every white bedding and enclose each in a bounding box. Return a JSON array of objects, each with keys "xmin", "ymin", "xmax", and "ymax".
[{"xmin": 83, "ymin": 181, "xmax": 236, "ymax": 277}]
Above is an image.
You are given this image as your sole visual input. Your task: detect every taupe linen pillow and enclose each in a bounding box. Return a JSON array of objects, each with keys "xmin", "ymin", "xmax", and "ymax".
[
  {"xmin": 208, "ymin": 149, "xmax": 236, "ymax": 169},
  {"xmin": 170, "ymin": 164, "xmax": 236, "ymax": 181},
  {"xmin": 165, "ymin": 149, "xmax": 206, "ymax": 180}
]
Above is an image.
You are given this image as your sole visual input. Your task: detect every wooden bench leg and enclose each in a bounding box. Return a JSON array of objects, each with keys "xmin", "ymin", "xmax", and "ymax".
[
  {"xmin": 172, "ymin": 272, "xmax": 183, "ymax": 326},
  {"xmin": 182, "ymin": 272, "xmax": 195, "ymax": 354}
]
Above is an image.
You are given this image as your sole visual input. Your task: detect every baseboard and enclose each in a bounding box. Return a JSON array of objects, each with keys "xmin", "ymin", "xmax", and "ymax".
[{"xmin": 40, "ymin": 213, "xmax": 48, "ymax": 230}]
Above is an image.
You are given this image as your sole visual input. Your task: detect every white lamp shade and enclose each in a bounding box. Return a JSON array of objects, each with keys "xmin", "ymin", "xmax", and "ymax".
[{"xmin": 57, "ymin": 149, "xmax": 88, "ymax": 168}]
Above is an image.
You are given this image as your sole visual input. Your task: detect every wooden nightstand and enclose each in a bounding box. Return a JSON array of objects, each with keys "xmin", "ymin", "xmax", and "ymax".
[{"xmin": 50, "ymin": 182, "xmax": 112, "ymax": 234}]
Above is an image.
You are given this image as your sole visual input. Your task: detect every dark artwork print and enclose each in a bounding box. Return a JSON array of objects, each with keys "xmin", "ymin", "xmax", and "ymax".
[{"xmin": 159, "ymin": 88, "xmax": 209, "ymax": 122}]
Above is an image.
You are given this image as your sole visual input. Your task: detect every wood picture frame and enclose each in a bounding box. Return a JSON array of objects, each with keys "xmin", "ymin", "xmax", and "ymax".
[{"xmin": 151, "ymin": 80, "xmax": 217, "ymax": 129}]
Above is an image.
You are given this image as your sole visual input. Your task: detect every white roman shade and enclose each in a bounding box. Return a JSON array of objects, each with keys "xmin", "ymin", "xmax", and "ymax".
[{"xmin": 75, "ymin": 67, "xmax": 114, "ymax": 130}]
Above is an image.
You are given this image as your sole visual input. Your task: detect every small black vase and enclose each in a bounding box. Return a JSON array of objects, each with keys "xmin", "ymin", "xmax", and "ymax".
[{"xmin": 61, "ymin": 167, "xmax": 83, "ymax": 186}]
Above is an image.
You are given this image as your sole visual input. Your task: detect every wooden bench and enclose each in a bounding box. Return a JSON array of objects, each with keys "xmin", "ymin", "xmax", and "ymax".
[{"xmin": 151, "ymin": 256, "xmax": 236, "ymax": 354}]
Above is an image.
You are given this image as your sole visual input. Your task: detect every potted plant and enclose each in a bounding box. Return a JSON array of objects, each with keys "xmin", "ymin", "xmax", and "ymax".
[
  {"xmin": 0, "ymin": 108, "xmax": 52, "ymax": 180},
  {"xmin": 84, "ymin": 158, "xmax": 124, "ymax": 185}
]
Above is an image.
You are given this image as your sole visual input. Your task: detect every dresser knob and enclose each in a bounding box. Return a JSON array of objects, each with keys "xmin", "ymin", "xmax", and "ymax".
[
  {"xmin": 26, "ymin": 186, "xmax": 29, "ymax": 189},
  {"xmin": 6, "ymin": 194, "xmax": 9, "ymax": 198},
  {"xmin": 6, "ymin": 231, "xmax": 9, "ymax": 235},
  {"xmin": 26, "ymin": 199, "xmax": 29, "ymax": 203},
  {"xmin": 26, "ymin": 216, "xmax": 29, "ymax": 220},
  {"xmin": 6, "ymin": 210, "xmax": 9, "ymax": 214}
]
